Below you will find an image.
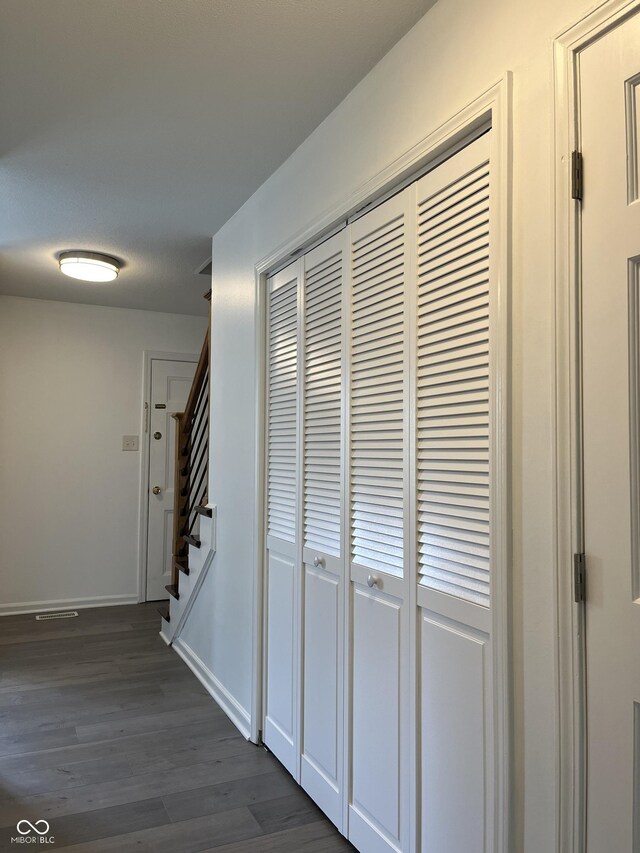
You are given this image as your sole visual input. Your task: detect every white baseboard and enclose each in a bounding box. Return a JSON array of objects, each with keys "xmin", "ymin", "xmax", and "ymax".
[
  {"xmin": 172, "ymin": 637, "xmax": 252, "ymax": 740},
  {"xmin": 0, "ymin": 594, "xmax": 139, "ymax": 617}
]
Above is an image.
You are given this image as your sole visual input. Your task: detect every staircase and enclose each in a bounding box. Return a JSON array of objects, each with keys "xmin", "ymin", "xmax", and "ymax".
[{"xmin": 159, "ymin": 292, "xmax": 215, "ymax": 640}]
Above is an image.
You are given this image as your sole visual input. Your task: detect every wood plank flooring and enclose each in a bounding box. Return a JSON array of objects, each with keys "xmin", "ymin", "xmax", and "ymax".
[{"xmin": 0, "ymin": 604, "xmax": 354, "ymax": 851}]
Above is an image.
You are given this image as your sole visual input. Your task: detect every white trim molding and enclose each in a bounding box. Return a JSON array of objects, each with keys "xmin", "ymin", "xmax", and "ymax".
[
  {"xmin": 553, "ymin": 2, "xmax": 640, "ymax": 851},
  {"xmin": 489, "ymin": 74, "xmax": 514, "ymax": 853},
  {"xmin": 172, "ymin": 636, "xmax": 252, "ymax": 740},
  {"xmin": 0, "ymin": 593, "xmax": 139, "ymax": 617},
  {"xmin": 252, "ymin": 74, "xmax": 513, "ymax": 851}
]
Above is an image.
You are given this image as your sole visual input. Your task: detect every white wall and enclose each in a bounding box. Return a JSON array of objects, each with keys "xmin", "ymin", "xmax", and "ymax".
[
  {"xmin": 0, "ymin": 295, "xmax": 207, "ymax": 613},
  {"xmin": 178, "ymin": 0, "xmax": 598, "ymax": 849}
]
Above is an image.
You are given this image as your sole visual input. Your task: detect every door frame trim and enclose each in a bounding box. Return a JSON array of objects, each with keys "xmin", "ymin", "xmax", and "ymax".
[
  {"xmin": 138, "ymin": 350, "xmax": 200, "ymax": 603},
  {"xmin": 252, "ymin": 76, "xmax": 513, "ymax": 850},
  {"xmin": 553, "ymin": 2, "xmax": 640, "ymax": 849}
]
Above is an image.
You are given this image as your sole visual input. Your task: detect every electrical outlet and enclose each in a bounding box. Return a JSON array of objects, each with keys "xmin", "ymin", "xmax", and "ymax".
[{"xmin": 122, "ymin": 435, "xmax": 139, "ymax": 451}]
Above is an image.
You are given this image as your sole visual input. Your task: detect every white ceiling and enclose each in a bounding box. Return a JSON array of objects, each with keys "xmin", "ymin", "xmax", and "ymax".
[{"xmin": 0, "ymin": 0, "xmax": 435, "ymax": 316}]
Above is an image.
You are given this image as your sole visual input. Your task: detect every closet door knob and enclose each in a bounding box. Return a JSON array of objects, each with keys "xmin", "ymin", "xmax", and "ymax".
[
  {"xmin": 313, "ymin": 556, "xmax": 325, "ymax": 568},
  {"xmin": 367, "ymin": 574, "xmax": 379, "ymax": 588}
]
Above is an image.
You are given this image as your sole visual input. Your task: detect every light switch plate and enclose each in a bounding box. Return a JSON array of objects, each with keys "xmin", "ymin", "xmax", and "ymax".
[{"xmin": 122, "ymin": 435, "xmax": 139, "ymax": 451}]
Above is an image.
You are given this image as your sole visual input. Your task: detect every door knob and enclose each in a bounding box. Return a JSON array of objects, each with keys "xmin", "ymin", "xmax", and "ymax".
[
  {"xmin": 152, "ymin": 486, "xmax": 162, "ymax": 495},
  {"xmin": 153, "ymin": 431, "xmax": 162, "ymax": 440},
  {"xmin": 313, "ymin": 556, "xmax": 325, "ymax": 568},
  {"xmin": 367, "ymin": 574, "xmax": 379, "ymax": 588}
]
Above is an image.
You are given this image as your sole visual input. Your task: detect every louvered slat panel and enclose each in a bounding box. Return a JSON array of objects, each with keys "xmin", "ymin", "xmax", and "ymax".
[
  {"xmin": 304, "ymin": 241, "xmax": 342, "ymax": 556},
  {"xmin": 416, "ymin": 137, "xmax": 491, "ymax": 606},
  {"xmin": 350, "ymin": 197, "xmax": 406, "ymax": 577},
  {"xmin": 268, "ymin": 269, "xmax": 298, "ymax": 543}
]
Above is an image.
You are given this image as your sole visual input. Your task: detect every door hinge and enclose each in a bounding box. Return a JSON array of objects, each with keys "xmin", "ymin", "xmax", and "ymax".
[
  {"xmin": 574, "ymin": 552, "xmax": 586, "ymax": 603},
  {"xmin": 571, "ymin": 150, "xmax": 583, "ymax": 201}
]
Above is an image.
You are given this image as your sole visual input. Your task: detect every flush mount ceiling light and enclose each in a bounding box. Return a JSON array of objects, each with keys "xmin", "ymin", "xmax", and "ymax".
[{"xmin": 58, "ymin": 251, "xmax": 120, "ymax": 282}]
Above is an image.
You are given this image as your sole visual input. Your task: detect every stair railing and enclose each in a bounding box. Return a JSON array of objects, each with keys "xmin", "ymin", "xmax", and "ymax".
[{"xmin": 171, "ymin": 324, "xmax": 210, "ymax": 586}]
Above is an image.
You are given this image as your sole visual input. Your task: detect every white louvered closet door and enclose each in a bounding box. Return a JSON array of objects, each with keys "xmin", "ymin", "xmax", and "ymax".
[
  {"xmin": 348, "ymin": 190, "xmax": 411, "ymax": 853},
  {"xmin": 300, "ymin": 232, "xmax": 346, "ymax": 829},
  {"xmin": 264, "ymin": 260, "xmax": 302, "ymax": 777},
  {"xmin": 415, "ymin": 132, "xmax": 496, "ymax": 853},
  {"xmin": 262, "ymin": 129, "xmax": 504, "ymax": 853}
]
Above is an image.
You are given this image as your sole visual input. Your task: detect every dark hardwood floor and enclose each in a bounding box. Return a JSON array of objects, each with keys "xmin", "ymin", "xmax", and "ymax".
[{"xmin": 0, "ymin": 603, "xmax": 353, "ymax": 851}]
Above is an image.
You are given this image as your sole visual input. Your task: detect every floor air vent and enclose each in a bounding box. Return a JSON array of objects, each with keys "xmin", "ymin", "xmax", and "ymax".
[{"xmin": 35, "ymin": 611, "xmax": 79, "ymax": 621}]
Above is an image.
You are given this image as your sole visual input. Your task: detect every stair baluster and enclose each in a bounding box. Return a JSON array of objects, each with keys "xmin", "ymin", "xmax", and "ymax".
[{"xmin": 171, "ymin": 323, "xmax": 210, "ymax": 589}]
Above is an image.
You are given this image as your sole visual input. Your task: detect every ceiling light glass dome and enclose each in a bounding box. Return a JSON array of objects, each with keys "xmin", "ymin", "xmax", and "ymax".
[{"xmin": 58, "ymin": 251, "xmax": 120, "ymax": 282}]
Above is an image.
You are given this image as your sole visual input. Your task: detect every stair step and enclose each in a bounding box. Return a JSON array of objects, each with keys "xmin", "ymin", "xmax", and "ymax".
[
  {"xmin": 174, "ymin": 558, "xmax": 189, "ymax": 576},
  {"xmin": 195, "ymin": 505, "xmax": 212, "ymax": 518},
  {"xmin": 157, "ymin": 604, "xmax": 170, "ymax": 622},
  {"xmin": 165, "ymin": 584, "xmax": 179, "ymax": 600},
  {"xmin": 183, "ymin": 534, "xmax": 201, "ymax": 549}
]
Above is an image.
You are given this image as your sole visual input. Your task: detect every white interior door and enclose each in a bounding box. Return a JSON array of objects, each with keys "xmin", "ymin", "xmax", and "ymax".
[
  {"xmin": 264, "ymin": 261, "xmax": 302, "ymax": 777},
  {"xmin": 347, "ymin": 190, "xmax": 410, "ymax": 853},
  {"xmin": 580, "ymin": 14, "xmax": 640, "ymax": 851},
  {"xmin": 264, "ymin": 237, "xmax": 347, "ymax": 826},
  {"xmin": 415, "ymin": 132, "xmax": 495, "ymax": 853},
  {"xmin": 300, "ymin": 233, "xmax": 346, "ymax": 829},
  {"xmin": 146, "ymin": 357, "xmax": 197, "ymax": 601}
]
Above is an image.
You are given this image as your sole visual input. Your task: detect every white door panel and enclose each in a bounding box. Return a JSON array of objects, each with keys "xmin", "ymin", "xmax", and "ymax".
[
  {"xmin": 580, "ymin": 14, "xmax": 640, "ymax": 850},
  {"xmin": 414, "ymin": 133, "xmax": 496, "ymax": 852},
  {"xmin": 300, "ymin": 233, "xmax": 346, "ymax": 828},
  {"xmin": 301, "ymin": 561, "xmax": 342, "ymax": 825},
  {"xmin": 420, "ymin": 610, "xmax": 489, "ymax": 853},
  {"xmin": 303, "ymin": 235, "xmax": 343, "ymax": 559},
  {"xmin": 146, "ymin": 358, "xmax": 197, "ymax": 601},
  {"xmin": 264, "ymin": 547, "xmax": 297, "ymax": 775},
  {"xmin": 264, "ymin": 261, "xmax": 302, "ymax": 779},
  {"xmin": 349, "ymin": 583, "xmax": 403, "ymax": 853},
  {"xmin": 415, "ymin": 132, "xmax": 491, "ymax": 607},
  {"xmin": 349, "ymin": 191, "xmax": 408, "ymax": 582},
  {"xmin": 348, "ymin": 190, "xmax": 410, "ymax": 853}
]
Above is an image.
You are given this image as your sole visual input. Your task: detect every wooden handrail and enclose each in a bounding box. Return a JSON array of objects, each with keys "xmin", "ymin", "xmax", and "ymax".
[
  {"xmin": 171, "ymin": 327, "xmax": 210, "ymax": 586},
  {"xmin": 183, "ymin": 327, "xmax": 210, "ymax": 427}
]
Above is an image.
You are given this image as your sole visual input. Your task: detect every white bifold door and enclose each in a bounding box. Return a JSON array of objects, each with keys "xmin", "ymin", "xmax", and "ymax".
[
  {"xmin": 264, "ymin": 234, "xmax": 346, "ymax": 827},
  {"xmin": 264, "ymin": 130, "xmax": 502, "ymax": 853},
  {"xmin": 415, "ymin": 134, "xmax": 496, "ymax": 853},
  {"xmin": 264, "ymin": 261, "xmax": 302, "ymax": 778},
  {"xmin": 348, "ymin": 189, "xmax": 410, "ymax": 853}
]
